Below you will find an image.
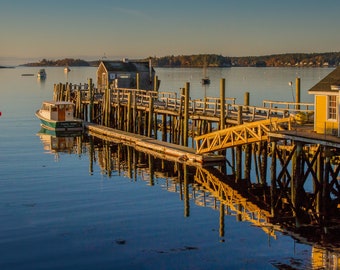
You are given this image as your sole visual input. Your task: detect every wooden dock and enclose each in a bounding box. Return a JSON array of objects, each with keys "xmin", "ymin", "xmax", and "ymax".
[
  {"xmin": 49, "ymin": 77, "xmax": 340, "ymax": 242},
  {"xmin": 85, "ymin": 122, "xmax": 225, "ymax": 165}
]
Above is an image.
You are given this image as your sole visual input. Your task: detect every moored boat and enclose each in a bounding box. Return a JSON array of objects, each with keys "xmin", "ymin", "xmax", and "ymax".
[
  {"xmin": 64, "ymin": 67, "xmax": 70, "ymax": 73},
  {"xmin": 37, "ymin": 69, "xmax": 46, "ymax": 78},
  {"xmin": 201, "ymin": 77, "xmax": 210, "ymax": 85},
  {"xmin": 35, "ymin": 101, "xmax": 83, "ymax": 131}
]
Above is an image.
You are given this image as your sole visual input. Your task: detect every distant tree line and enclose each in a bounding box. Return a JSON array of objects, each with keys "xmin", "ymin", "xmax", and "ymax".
[
  {"xmin": 149, "ymin": 54, "xmax": 232, "ymax": 67},
  {"xmin": 150, "ymin": 52, "xmax": 340, "ymax": 67},
  {"xmin": 21, "ymin": 52, "xmax": 340, "ymax": 68},
  {"xmin": 22, "ymin": 58, "xmax": 90, "ymax": 67},
  {"xmin": 229, "ymin": 52, "xmax": 340, "ymax": 67}
]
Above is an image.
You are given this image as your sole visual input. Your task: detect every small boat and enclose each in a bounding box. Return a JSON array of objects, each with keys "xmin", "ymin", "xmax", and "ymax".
[
  {"xmin": 64, "ymin": 67, "xmax": 70, "ymax": 73},
  {"xmin": 201, "ymin": 77, "xmax": 210, "ymax": 85},
  {"xmin": 35, "ymin": 101, "xmax": 83, "ymax": 131},
  {"xmin": 201, "ymin": 58, "xmax": 210, "ymax": 85},
  {"xmin": 37, "ymin": 69, "xmax": 46, "ymax": 78}
]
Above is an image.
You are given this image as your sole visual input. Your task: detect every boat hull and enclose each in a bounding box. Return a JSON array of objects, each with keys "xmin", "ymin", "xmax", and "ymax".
[
  {"xmin": 35, "ymin": 111, "xmax": 83, "ymax": 131},
  {"xmin": 38, "ymin": 127, "xmax": 82, "ymax": 137}
]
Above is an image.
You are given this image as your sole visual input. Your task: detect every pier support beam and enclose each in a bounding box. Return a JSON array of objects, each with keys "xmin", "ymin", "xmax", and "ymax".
[
  {"xmin": 88, "ymin": 78, "xmax": 93, "ymax": 122},
  {"xmin": 183, "ymin": 82, "xmax": 190, "ymax": 147},
  {"xmin": 148, "ymin": 93, "xmax": 154, "ymax": 137},
  {"xmin": 244, "ymin": 91, "xmax": 249, "ymax": 112},
  {"xmin": 127, "ymin": 92, "xmax": 132, "ymax": 132},
  {"xmin": 220, "ymin": 78, "xmax": 226, "ymax": 129},
  {"xmin": 296, "ymin": 77, "xmax": 301, "ymax": 110},
  {"xmin": 154, "ymin": 75, "xmax": 158, "ymax": 92},
  {"xmin": 136, "ymin": 73, "xmax": 140, "ymax": 90}
]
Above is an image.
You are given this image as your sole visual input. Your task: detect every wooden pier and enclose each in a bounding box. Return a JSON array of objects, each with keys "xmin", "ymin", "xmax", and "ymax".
[
  {"xmin": 51, "ymin": 77, "xmax": 340, "ymax": 219},
  {"xmin": 52, "ymin": 78, "xmax": 314, "ymax": 156},
  {"xmin": 42, "ymin": 71, "xmax": 340, "ymax": 269}
]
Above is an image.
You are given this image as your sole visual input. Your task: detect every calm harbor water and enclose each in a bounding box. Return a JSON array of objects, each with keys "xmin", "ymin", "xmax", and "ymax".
[{"xmin": 0, "ymin": 66, "xmax": 335, "ymax": 269}]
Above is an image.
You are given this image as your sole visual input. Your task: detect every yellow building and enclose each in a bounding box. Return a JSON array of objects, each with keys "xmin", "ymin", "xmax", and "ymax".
[{"xmin": 309, "ymin": 67, "xmax": 340, "ymax": 136}]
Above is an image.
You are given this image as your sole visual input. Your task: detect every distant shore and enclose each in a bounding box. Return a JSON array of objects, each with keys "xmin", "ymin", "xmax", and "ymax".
[{"xmin": 12, "ymin": 52, "xmax": 340, "ymax": 68}]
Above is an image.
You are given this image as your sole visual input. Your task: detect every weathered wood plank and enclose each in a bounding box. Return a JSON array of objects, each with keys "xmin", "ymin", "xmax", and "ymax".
[{"xmin": 84, "ymin": 122, "xmax": 225, "ymax": 165}]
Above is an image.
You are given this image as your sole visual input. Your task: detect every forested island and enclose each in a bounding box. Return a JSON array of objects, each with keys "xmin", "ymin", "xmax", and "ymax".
[
  {"xmin": 21, "ymin": 52, "xmax": 340, "ymax": 68},
  {"xmin": 151, "ymin": 52, "xmax": 340, "ymax": 67},
  {"xmin": 22, "ymin": 58, "xmax": 90, "ymax": 67}
]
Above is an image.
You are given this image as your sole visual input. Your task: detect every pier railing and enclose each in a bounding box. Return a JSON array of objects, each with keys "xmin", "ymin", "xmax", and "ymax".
[
  {"xmin": 103, "ymin": 88, "xmax": 312, "ymax": 122},
  {"xmin": 53, "ymin": 82, "xmax": 314, "ymax": 125}
]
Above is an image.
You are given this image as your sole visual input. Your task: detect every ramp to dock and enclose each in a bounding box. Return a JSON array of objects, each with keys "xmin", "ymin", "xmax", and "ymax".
[
  {"xmin": 195, "ymin": 117, "xmax": 291, "ymax": 154},
  {"xmin": 84, "ymin": 123, "xmax": 224, "ymax": 165}
]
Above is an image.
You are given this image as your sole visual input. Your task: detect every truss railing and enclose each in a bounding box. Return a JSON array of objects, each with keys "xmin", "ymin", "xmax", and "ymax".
[{"xmin": 195, "ymin": 117, "xmax": 291, "ymax": 154}]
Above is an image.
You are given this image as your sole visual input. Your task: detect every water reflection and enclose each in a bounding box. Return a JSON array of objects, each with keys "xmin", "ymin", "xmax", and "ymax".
[
  {"xmin": 37, "ymin": 131, "xmax": 340, "ymax": 269},
  {"xmin": 37, "ymin": 128, "xmax": 82, "ymax": 159}
]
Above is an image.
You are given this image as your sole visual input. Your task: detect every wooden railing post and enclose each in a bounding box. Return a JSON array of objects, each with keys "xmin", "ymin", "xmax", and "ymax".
[{"xmin": 220, "ymin": 78, "xmax": 226, "ymax": 130}]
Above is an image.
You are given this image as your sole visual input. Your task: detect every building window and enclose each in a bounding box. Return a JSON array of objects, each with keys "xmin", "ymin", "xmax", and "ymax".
[{"xmin": 328, "ymin": 95, "xmax": 337, "ymax": 120}]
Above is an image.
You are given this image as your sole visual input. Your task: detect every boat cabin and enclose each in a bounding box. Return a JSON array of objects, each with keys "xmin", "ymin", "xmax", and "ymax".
[
  {"xmin": 39, "ymin": 101, "xmax": 75, "ymax": 121},
  {"xmin": 308, "ymin": 67, "xmax": 340, "ymax": 136},
  {"xmin": 96, "ymin": 59, "xmax": 158, "ymax": 91}
]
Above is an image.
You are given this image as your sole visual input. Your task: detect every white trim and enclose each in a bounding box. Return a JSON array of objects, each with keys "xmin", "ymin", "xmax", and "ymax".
[
  {"xmin": 327, "ymin": 95, "xmax": 338, "ymax": 121},
  {"xmin": 309, "ymin": 91, "xmax": 338, "ymax": 95}
]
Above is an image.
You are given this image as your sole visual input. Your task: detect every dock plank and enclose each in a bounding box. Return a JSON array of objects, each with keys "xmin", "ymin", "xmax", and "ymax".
[{"xmin": 84, "ymin": 122, "xmax": 224, "ymax": 165}]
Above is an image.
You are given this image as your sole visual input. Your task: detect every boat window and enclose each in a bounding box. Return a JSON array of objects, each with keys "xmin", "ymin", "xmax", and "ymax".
[{"xmin": 51, "ymin": 106, "xmax": 57, "ymax": 112}]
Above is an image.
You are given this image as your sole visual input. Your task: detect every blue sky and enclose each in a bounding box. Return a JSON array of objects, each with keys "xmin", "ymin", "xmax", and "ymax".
[{"xmin": 1, "ymin": 0, "xmax": 340, "ymax": 64}]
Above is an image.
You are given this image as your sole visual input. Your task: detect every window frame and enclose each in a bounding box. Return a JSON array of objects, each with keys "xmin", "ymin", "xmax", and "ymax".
[{"xmin": 327, "ymin": 95, "xmax": 338, "ymax": 121}]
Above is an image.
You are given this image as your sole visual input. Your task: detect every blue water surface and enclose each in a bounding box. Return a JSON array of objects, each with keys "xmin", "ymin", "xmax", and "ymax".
[{"xmin": 0, "ymin": 66, "xmax": 333, "ymax": 269}]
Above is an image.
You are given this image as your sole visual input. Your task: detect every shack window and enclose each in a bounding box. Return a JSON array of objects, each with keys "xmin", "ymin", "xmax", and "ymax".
[{"xmin": 328, "ymin": 95, "xmax": 337, "ymax": 120}]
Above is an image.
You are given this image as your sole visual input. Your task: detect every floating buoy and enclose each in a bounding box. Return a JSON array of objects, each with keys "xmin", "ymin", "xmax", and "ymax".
[{"xmin": 0, "ymin": 111, "xmax": 2, "ymax": 116}]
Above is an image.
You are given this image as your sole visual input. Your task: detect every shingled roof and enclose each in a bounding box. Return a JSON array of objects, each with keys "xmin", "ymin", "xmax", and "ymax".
[
  {"xmin": 101, "ymin": 60, "xmax": 151, "ymax": 73},
  {"xmin": 309, "ymin": 67, "xmax": 340, "ymax": 93}
]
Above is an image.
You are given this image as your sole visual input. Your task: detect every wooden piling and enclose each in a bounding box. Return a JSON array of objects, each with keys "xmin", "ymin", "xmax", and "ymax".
[
  {"xmin": 270, "ymin": 141, "xmax": 277, "ymax": 216},
  {"xmin": 244, "ymin": 92, "xmax": 249, "ymax": 112},
  {"xmin": 244, "ymin": 143, "xmax": 252, "ymax": 182},
  {"xmin": 136, "ymin": 73, "xmax": 140, "ymax": 90},
  {"xmin": 88, "ymin": 78, "xmax": 93, "ymax": 122},
  {"xmin": 127, "ymin": 92, "xmax": 132, "ymax": 132},
  {"xmin": 132, "ymin": 91, "xmax": 137, "ymax": 132},
  {"xmin": 154, "ymin": 75, "xmax": 158, "ymax": 92},
  {"xmin": 237, "ymin": 106, "xmax": 243, "ymax": 125},
  {"xmin": 291, "ymin": 141, "xmax": 303, "ymax": 215},
  {"xmin": 148, "ymin": 93, "xmax": 154, "ymax": 137},
  {"xmin": 183, "ymin": 164, "xmax": 190, "ymax": 217},
  {"xmin": 220, "ymin": 78, "xmax": 226, "ymax": 129},
  {"xmin": 296, "ymin": 77, "xmax": 301, "ymax": 110},
  {"xmin": 162, "ymin": 114, "xmax": 167, "ymax": 142},
  {"xmin": 183, "ymin": 82, "xmax": 190, "ymax": 147}
]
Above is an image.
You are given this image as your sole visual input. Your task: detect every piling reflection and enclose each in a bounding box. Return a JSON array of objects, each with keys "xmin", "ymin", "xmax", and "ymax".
[{"xmin": 37, "ymin": 132, "xmax": 340, "ymax": 269}]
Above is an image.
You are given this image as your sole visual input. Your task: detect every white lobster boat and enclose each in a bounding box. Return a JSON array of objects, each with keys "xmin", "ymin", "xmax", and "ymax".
[{"xmin": 35, "ymin": 101, "xmax": 83, "ymax": 131}]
